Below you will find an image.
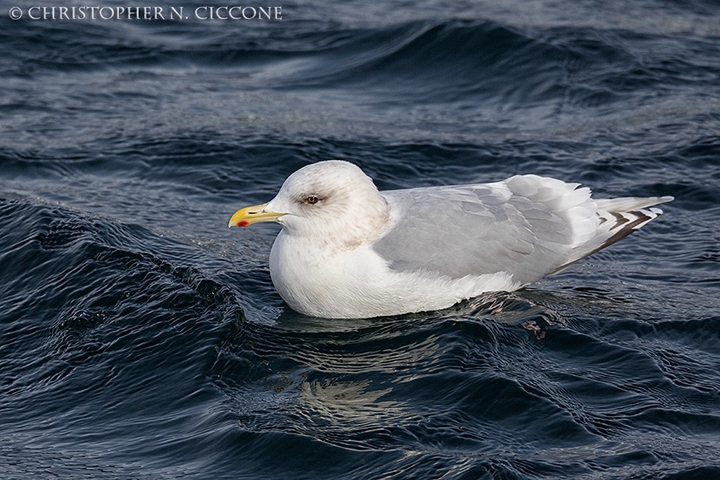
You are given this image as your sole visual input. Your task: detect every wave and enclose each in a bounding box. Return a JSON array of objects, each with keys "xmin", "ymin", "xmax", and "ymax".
[{"xmin": 1, "ymin": 16, "xmax": 684, "ymax": 109}]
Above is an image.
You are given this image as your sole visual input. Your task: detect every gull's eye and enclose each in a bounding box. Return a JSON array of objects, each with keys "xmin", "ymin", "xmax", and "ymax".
[{"xmin": 304, "ymin": 195, "xmax": 320, "ymax": 205}]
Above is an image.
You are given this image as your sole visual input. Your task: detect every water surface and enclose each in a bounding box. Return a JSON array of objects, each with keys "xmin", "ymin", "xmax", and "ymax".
[{"xmin": 1, "ymin": 1, "xmax": 720, "ymax": 478}]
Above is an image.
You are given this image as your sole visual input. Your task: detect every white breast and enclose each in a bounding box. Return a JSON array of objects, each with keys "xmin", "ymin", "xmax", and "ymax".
[{"xmin": 269, "ymin": 230, "xmax": 519, "ymax": 318}]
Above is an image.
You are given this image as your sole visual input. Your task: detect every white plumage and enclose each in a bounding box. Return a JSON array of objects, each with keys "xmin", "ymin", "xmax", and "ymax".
[{"xmin": 229, "ymin": 160, "xmax": 673, "ymax": 319}]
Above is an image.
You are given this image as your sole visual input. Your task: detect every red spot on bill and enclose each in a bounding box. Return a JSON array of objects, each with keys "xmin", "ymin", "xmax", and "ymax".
[{"xmin": 238, "ymin": 220, "xmax": 249, "ymax": 227}]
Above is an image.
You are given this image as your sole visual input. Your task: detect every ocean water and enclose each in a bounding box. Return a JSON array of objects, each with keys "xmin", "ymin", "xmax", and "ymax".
[{"xmin": 1, "ymin": 0, "xmax": 720, "ymax": 478}]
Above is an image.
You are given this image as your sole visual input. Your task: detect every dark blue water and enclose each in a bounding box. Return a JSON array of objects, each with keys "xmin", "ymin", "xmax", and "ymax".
[{"xmin": 2, "ymin": 1, "xmax": 720, "ymax": 478}]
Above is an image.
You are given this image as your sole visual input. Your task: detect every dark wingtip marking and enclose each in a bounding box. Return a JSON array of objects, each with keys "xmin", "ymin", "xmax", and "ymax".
[
  {"xmin": 552, "ymin": 208, "xmax": 660, "ymax": 274},
  {"xmin": 610, "ymin": 212, "xmax": 629, "ymax": 230}
]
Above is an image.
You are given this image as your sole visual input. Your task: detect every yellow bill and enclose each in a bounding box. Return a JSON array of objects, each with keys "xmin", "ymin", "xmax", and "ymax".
[{"xmin": 228, "ymin": 202, "xmax": 284, "ymax": 227}]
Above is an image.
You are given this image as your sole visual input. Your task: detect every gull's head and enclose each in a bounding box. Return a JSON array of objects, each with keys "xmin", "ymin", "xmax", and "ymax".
[{"xmin": 229, "ymin": 160, "xmax": 390, "ymax": 247}]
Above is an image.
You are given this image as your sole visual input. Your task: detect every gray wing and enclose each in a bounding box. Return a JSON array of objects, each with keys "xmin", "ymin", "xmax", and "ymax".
[{"xmin": 372, "ymin": 176, "xmax": 595, "ymax": 285}]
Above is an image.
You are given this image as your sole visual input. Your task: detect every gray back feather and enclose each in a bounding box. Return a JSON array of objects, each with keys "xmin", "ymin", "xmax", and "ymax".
[{"xmin": 372, "ymin": 183, "xmax": 576, "ymax": 285}]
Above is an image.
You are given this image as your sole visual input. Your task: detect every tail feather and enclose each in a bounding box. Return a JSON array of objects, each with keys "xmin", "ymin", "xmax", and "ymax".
[
  {"xmin": 595, "ymin": 196, "xmax": 674, "ymax": 213},
  {"xmin": 554, "ymin": 195, "xmax": 673, "ymax": 273}
]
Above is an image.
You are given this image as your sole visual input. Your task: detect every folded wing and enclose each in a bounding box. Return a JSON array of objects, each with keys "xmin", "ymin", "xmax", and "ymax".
[{"xmin": 372, "ymin": 175, "xmax": 672, "ymax": 286}]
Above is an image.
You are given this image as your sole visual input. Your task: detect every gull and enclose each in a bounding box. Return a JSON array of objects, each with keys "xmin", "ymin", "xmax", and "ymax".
[{"xmin": 229, "ymin": 160, "xmax": 672, "ymax": 319}]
